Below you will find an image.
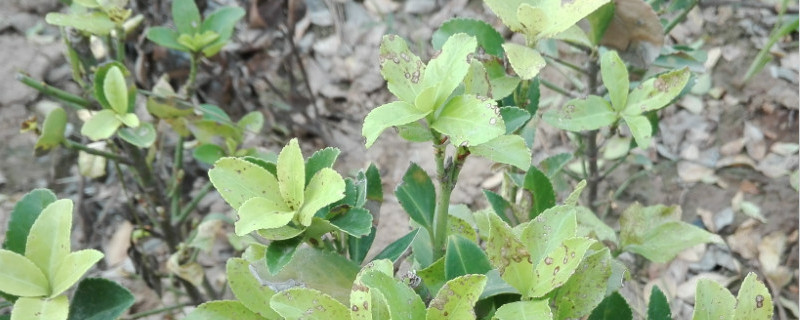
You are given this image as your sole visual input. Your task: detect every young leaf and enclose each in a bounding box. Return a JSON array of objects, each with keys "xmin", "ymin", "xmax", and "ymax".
[
  {"xmin": 485, "ymin": 214, "xmax": 533, "ymax": 295},
  {"xmin": 529, "ymin": 237, "xmax": 595, "ymax": 297},
  {"xmin": 11, "ymin": 296, "xmax": 69, "ymax": 320},
  {"xmin": 103, "ymin": 66, "xmax": 128, "ymax": 114},
  {"xmin": 270, "ymin": 288, "xmax": 350, "ymax": 320},
  {"xmin": 45, "ymin": 12, "xmax": 115, "ymax": 35},
  {"xmin": 146, "ymin": 26, "xmax": 188, "ymax": 51},
  {"xmin": 25, "ymin": 199, "xmax": 72, "ymax": 284},
  {"xmin": 421, "ymin": 33, "xmax": 477, "ymax": 111},
  {"xmin": 199, "ymin": 7, "xmax": 246, "ymax": 57},
  {"xmin": 432, "ymin": 18, "xmax": 504, "ymax": 57},
  {"xmin": 305, "ymin": 148, "xmax": 340, "ymax": 186},
  {"xmin": 494, "ymin": 300, "xmax": 553, "ymax": 320},
  {"xmin": 444, "ymin": 235, "xmax": 492, "ymax": 280},
  {"xmin": 601, "ymin": 50, "xmax": 629, "ymax": 111},
  {"xmin": 50, "ymin": 250, "xmax": 103, "ymax": 297},
  {"xmin": 648, "ymin": 285, "xmax": 672, "ymax": 320},
  {"xmin": 277, "ymin": 139, "xmax": 305, "ymax": 210},
  {"xmin": 589, "ymin": 292, "xmax": 633, "ymax": 320},
  {"xmin": 329, "ymin": 208, "xmax": 373, "ymax": 237},
  {"xmin": 193, "ymin": 144, "xmax": 226, "ymax": 165},
  {"xmin": 692, "ymin": 278, "xmax": 735, "ymax": 320},
  {"xmin": 0, "ymin": 250, "xmax": 49, "ymax": 297},
  {"xmin": 358, "ymin": 270, "xmax": 427, "ymax": 320},
  {"xmin": 469, "ymin": 135, "xmax": 532, "ymax": 170},
  {"xmin": 426, "ymin": 274, "xmax": 488, "ymax": 320},
  {"xmin": 35, "ymin": 108, "xmax": 67, "ymax": 156},
  {"xmin": 81, "ymin": 110, "xmax": 122, "ymax": 141},
  {"xmin": 67, "ymin": 278, "xmax": 135, "ymax": 320},
  {"xmin": 235, "ymin": 197, "xmax": 294, "ymax": 236},
  {"xmin": 624, "ymin": 67, "xmax": 691, "ymax": 116},
  {"xmin": 116, "ymin": 113, "xmax": 140, "ymax": 128},
  {"xmin": 297, "ymin": 168, "xmax": 345, "ymax": 226},
  {"xmin": 117, "ymin": 122, "xmax": 156, "ymax": 148},
  {"xmin": 3, "ymin": 189, "xmax": 57, "ymax": 255},
  {"xmin": 395, "ymin": 163, "xmax": 436, "ymax": 231},
  {"xmin": 503, "ymin": 43, "xmax": 546, "ymax": 80},
  {"xmin": 624, "ymin": 114, "xmax": 654, "ymax": 148},
  {"xmin": 266, "ymin": 238, "xmax": 302, "ymax": 275},
  {"xmin": 523, "ymin": 166, "xmax": 556, "ymax": 218},
  {"xmin": 363, "ymin": 101, "xmax": 431, "ymax": 148},
  {"xmin": 184, "ymin": 301, "xmax": 264, "ymax": 320},
  {"xmin": 431, "ymin": 95, "xmax": 505, "ymax": 147},
  {"xmin": 543, "ymin": 95, "xmax": 617, "ymax": 132},
  {"xmin": 209, "ymin": 157, "xmax": 281, "ymax": 210},
  {"xmin": 379, "ymin": 35, "xmax": 426, "ymax": 104},
  {"xmin": 226, "ymin": 258, "xmax": 279, "ymax": 318},
  {"xmin": 734, "ymin": 273, "xmax": 773, "ymax": 320},
  {"xmin": 172, "ymin": 0, "xmax": 201, "ymax": 35},
  {"xmin": 555, "ymin": 248, "xmax": 613, "ymax": 319}
]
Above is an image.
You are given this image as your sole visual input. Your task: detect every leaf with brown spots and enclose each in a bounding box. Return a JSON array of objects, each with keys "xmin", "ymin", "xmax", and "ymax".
[
  {"xmin": 226, "ymin": 258, "xmax": 279, "ymax": 319},
  {"xmin": 554, "ymin": 248, "xmax": 613, "ymax": 319},
  {"xmin": 623, "ymin": 67, "xmax": 691, "ymax": 116},
  {"xmin": 529, "ymin": 237, "xmax": 595, "ymax": 298},
  {"xmin": 209, "ymin": 157, "xmax": 281, "ymax": 210},
  {"xmin": 485, "ymin": 213, "xmax": 534, "ymax": 295},
  {"xmin": 733, "ymin": 273, "xmax": 773, "ymax": 320},
  {"xmin": 270, "ymin": 287, "xmax": 350, "ymax": 320},
  {"xmin": 426, "ymin": 274, "xmax": 487, "ymax": 320},
  {"xmin": 379, "ymin": 35, "xmax": 426, "ymax": 105}
]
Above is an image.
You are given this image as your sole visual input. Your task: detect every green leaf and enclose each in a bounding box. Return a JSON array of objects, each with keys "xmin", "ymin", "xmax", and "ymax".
[
  {"xmin": 226, "ymin": 258, "xmax": 279, "ymax": 318},
  {"xmin": 623, "ymin": 115, "xmax": 653, "ymax": 149},
  {"xmin": 521, "ymin": 205, "xmax": 577, "ymax": 265},
  {"xmin": 503, "ymin": 43, "xmax": 546, "ymax": 80},
  {"xmin": 515, "ymin": 4, "xmax": 548, "ymax": 39},
  {"xmin": 297, "ymin": 168, "xmax": 345, "ymax": 226},
  {"xmin": 395, "ymin": 163, "xmax": 436, "ymax": 231},
  {"xmin": 529, "ymin": 237, "xmax": 595, "ymax": 297},
  {"xmin": 623, "ymin": 221, "xmax": 722, "ymax": 263},
  {"xmin": 734, "ymin": 273, "xmax": 773, "ymax": 320},
  {"xmin": 601, "ymin": 50, "xmax": 629, "ymax": 111},
  {"xmin": 553, "ymin": 25, "xmax": 592, "ymax": 48},
  {"xmin": 421, "ymin": 33, "xmax": 477, "ymax": 111},
  {"xmin": 199, "ymin": 7, "xmax": 245, "ymax": 56},
  {"xmin": 555, "ymin": 248, "xmax": 613, "ymax": 319},
  {"xmin": 692, "ymin": 278, "xmax": 735, "ymax": 320},
  {"xmin": 146, "ymin": 26, "xmax": 188, "ymax": 51},
  {"xmin": 329, "ymin": 208, "xmax": 373, "ymax": 237},
  {"xmin": 45, "ymin": 12, "xmax": 115, "ymax": 35},
  {"xmin": 349, "ymin": 226, "xmax": 376, "ymax": 264},
  {"xmin": 483, "ymin": 0, "xmax": 527, "ymax": 32},
  {"xmin": 193, "ymin": 144, "xmax": 226, "ymax": 165},
  {"xmin": 277, "ymin": 138, "xmax": 305, "ymax": 210},
  {"xmin": 50, "ymin": 250, "xmax": 103, "ymax": 297},
  {"xmin": 518, "ymin": 0, "xmax": 610, "ymax": 39},
  {"xmin": 480, "ymin": 269, "xmax": 519, "ymax": 299},
  {"xmin": 67, "ymin": 278, "xmax": 135, "ymax": 320},
  {"xmin": 266, "ymin": 237, "xmax": 302, "ymax": 275},
  {"xmin": 494, "ymin": 300, "xmax": 553, "ymax": 320},
  {"xmin": 577, "ymin": 206, "xmax": 618, "ymax": 245},
  {"xmin": 184, "ymin": 301, "xmax": 264, "ymax": 320},
  {"xmin": 103, "ymin": 66, "xmax": 128, "ymax": 114},
  {"xmin": 359, "ymin": 270, "xmax": 427, "ymax": 320},
  {"xmin": 209, "ymin": 157, "xmax": 282, "ymax": 210},
  {"xmin": 81, "ymin": 110, "xmax": 122, "ymax": 141},
  {"xmin": 485, "ymin": 213, "xmax": 533, "ymax": 295},
  {"xmin": 305, "ymin": 147, "xmax": 340, "ymax": 186},
  {"xmin": 539, "ymin": 153, "xmax": 573, "ymax": 178},
  {"xmin": 483, "ymin": 190, "xmax": 514, "ymax": 224},
  {"xmin": 270, "ymin": 288, "xmax": 349, "ymax": 320},
  {"xmin": 116, "ymin": 113, "xmax": 140, "ymax": 128},
  {"xmin": 0, "ymin": 250, "xmax": 49, "ymax": 297},
  {"xmin": 588, "ymin": 292, "xmax": 633, "ymax": 320},
  {"xmin": 117, "ymin": 122, "xmax": 156, "ymax": 148},
  {"xmin": 257, "ymin": 225, "xmax": 305, "ymax": 241},
  {"xmin": 523, "ymin": 166, "xmax": 556, "ymax": 218},
  {"xmin": 742, "ymin": 18, "xmax": 799, "ymax": 83},
  {"xmin": 363, "ymin": 101, "xmax": 431, "ymax": 148},
  {"xmin": 432, "ymin": 18, "xmax": 504, "ymax": 57},
  {"xmin": 586, "ymin": 2, "xmax": 615, "ymax": 45},
  {"xmin": 25, "ymin": 199, "xmax": 72, "ymax": 284},
  {"xmin": 235, "ymin": 197, "xmax": 293, "ymax": 236},
  {"xmin": 431, "ymin": 94, "xmax": 505, "ymax": 147},
  {"xmin": 463, "ymin": 60, "xmax": 492, "ymax": 97},
  {"xmin": 379, "ymin": 35, "xmax": 426, "ymax": 104},
  {"xmin": 543, "ymin": 95, "xmax": 616, "ymax": 132},
  {"xmin": 486, "ymin": 60, "xmax": 522, "ymax": 100},
  {"xmin": 35, "ymin": 108, "xmax": 67, "ymax": 156},
  {"xmin": 373, "ymin": 229, "xmax": 419, "ymax": 262},
  {"xmin": 444, "ymin": 235, "xmax": 492, "ymax": 280},
  {"xmin": 624, "ymin": 68, "xmax": 691, "ymax": 116},
  {"xmin": 10, "ymin": 296, "xmax": 68, "ymax": 320},
  {"xmin": 3, "ymin": 189, "xmax": 57, "ymax": 255},
  {"xmin": 648, "ymin": 285, "xmax": 672, "ymax": 320},
  {"xmin": 499, "ymin": 107, "xmax": 531, "ymax": 134},
  {"xmin": 426, "ymin": 274, "xmax": 487, "ymax": 320},
  {"xmin": 469, "ymin": 135, "xmax": 531, "ymax": 170},
  {"xmin": 398, "ymin": 122, "xmax": 434, "ymax": 142},
  {"xmin": 411, "ymin": 228, "xmax": 434, "ymax": 268},
  {"xmin": 172, "ymin": 0, "xmax": 201, "ymax": 35},
  {"xmin": 237, "ymin": 111, "xmax": 264, "ymax": 133}
]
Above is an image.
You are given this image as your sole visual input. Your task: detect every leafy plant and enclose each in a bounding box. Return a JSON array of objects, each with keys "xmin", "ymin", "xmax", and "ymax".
[{"xmin": 0, "ymin": 190, "xmax": 134, "ymax": 320}]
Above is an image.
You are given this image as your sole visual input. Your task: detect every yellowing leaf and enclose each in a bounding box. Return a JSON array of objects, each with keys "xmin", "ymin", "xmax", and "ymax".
[
  {"xmin": 430, "ymin": 95, "xmax": 505, "ymax": 147},
  {"xmin": 277, "ymin": 139, "xmax": 305, "ymax": 211},
  {"xmin": 270, "ymin": 288, "xmax": 350, "ymax": 320},
  {"xmin": 379, "ymin": 35, "xmax": 426, "ymax": 104},
  {"xmin": 50, "ymin": 249, "xmax": 103, "ymax": 297},
  {"xmin": 103, "ymin": 66, "xmax": 128, "ymax": 114},
  {"xmin": 426, "ymin": 274, "xmax": 487, "ymax": 320},
  {"xmin": 26, "ymin": 199, "xmax": 72, "ymax": 284},
  {"xmin": 0, "ymin": 250, "xmax": 49, "ymax": 297},
  {"xmin": 235, "ymin": 197, "xmax": 294, "ymax": 236},
  {"xmin": 35, "ymin": 108, "xmax": 67, "ymax": 156},
  {"xmin": 421, "ymin": 33, "xmax": 477, "ymax": 111},
  {"xmin": 297, "ymin": 168, "xmax": 345, "ymax": 226},
  {"xmin": 81, "ymin": 110, "xmax": 123, "ymax": 141},
  {"xmin": 362, "ymin": 101, "xmax": 431, "ymax": 148},
  {"xmin": 624, "ymin": 67, "xmax": 691, "ymax": 116},
  {"xmin": 543, "ymin": 95, "xmax": 617, "ymax": 132},
  {"xmin": 10, "ymin": 295, "xmax": 69, "ymax": 320},
  {"xmin": 503, "ymin": 43, "xmax": 546, "ymax": 80}
]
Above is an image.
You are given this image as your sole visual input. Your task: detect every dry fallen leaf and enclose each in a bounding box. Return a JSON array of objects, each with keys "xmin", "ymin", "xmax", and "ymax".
[
  {"xmin": 601, "ymin": 0, "xmax": 664, "ymax": 68},
  {"xmin": 726, "ymin": 218, "xmax": 761, "ymax": 259},
  {"xmin": 677, "ymin": 160, "xmax": 716, "ymax": 183},
  {"xmin": 759, "ymin": 231, "xmax": 792, "ymax": 288},
  {"xmin": 105, "ymin": 220, "xmax": 134, "ymax": 267},
  {"xmin": 677, "ymin": 272, "xmax": 737, "ymax": 301},
  {"xmin": 744, "ymin": 121, "xmax": 767, "ymax": 160}
]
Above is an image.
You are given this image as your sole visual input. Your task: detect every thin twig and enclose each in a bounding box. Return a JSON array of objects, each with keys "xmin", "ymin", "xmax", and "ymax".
[
  {"xmin": 122, "ymin": 302, "xmax": 193, "ymax": 320},
  {"xmin": 173, "ymin": 181, "xmax": 213, "ymax": 226},
  {"xmin": 540, "ymin": 79, "xmax": 580, "ymax": 99},
  {"xmin": 665, "ymin": 0, "xmax": 699, "ymax": 34},
  {"xmin": 16, "ymin": 73, "xmax": 90, "ymax": 108},
  {"xmin": 63, "ymin": 140, "xmax": 132, "ymax": 165}
]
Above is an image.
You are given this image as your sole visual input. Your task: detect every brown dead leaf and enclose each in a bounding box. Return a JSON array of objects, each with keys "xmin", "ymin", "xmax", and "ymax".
[
  {"xmin": 716, "ymin": 154, "xmax": 756, "ymax": 169},
  {"xmin": 105, "ymin": 221, "xmax": 133, "ymax": 267},
  {"xmin": 759, "ymin": 232, "xmax": 792, "ymax": 288},
  {"xmin": 601, "ymin": 0, "xmax": 664, "ymax": 67},
  {"xmin": 744, "ymin": 121, "xmax": 767, "ymax": 160},
  {"xmin": 726, "ymin": 218, "xmax": 761, "ymax": 259},
  {"xmin": 720, "ymin": 138, "xmax": 745, "ymax": 156},
  {"xmin": 677, "ymin": 273, "xmax": 737, "ymax": 301},
  {"xmin": 677, "ymin": 161, "xmax": 716, "ymax": 183},
  {"xmin": 697, "ymin": 208, "xmax": 717, "ymax": 233},
  {"xmin": 739, "ymin": 180, "xmax": 760, "ymax": 194}
]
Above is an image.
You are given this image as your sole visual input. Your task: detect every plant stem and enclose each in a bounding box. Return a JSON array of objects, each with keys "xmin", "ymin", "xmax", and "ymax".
[
  {"xmin": 664, "ymin": 0, "xmax": 698, "ymax": 34},
  {"xmin": 432, "ymin": 146, "xmax": 468, "ymax": 260},
  {"xmin": 585, "ymin": 56, "xmax": 601, "ymax": 213},
  {"xmin": 540, "ymin": 79, "xmax": 579, "ymax": 99},
  {"xmin": 170, "ymin": 136, "xmax": 185, "ymax": 222},
  {"xmin": 122, "ymin": 302, "xmax": 193, "ymax": 320},
  {"xmin": 186, "ymin": 53, "xmax": 199, "ymax": 98},
  {"xmin": 173, "ymin": 181, "xmax": 213, "ymax": 226},
  {"xmin": 114, "ymin": 27, "xmax": 126, "ymax": 63},
  {"xmin": 16, "ymin": 73, "xmax": 90, "ymax": 108},
  {"xmin": 542, "ymin": 53, "xmax": 588, "ymax": 75},
  {"xmin": 63, "ymin": 140, "xmax": 133, "ymax": 165}
]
